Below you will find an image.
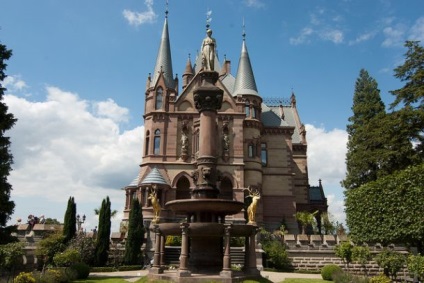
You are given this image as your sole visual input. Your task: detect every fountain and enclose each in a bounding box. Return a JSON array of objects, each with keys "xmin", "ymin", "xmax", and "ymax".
[{"xmin": 147, "ymin": 70, "xmax": 262, "ymax": 282}]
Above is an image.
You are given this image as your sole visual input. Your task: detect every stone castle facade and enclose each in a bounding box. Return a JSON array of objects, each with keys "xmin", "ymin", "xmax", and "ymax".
[{"xmin": 121, "ymin": 13, "xmax": 327, "ymax": 234}]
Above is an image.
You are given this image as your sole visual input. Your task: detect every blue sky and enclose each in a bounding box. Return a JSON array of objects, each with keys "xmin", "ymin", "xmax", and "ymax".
[{"xmin": 1, "ymin": 0, "xmax": 423, "ymax": 232}]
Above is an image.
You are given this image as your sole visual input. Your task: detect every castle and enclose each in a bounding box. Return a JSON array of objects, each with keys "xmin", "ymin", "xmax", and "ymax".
[{"xmin": 120, "ymin": 10, "xmax": 327, "ymax": 235}]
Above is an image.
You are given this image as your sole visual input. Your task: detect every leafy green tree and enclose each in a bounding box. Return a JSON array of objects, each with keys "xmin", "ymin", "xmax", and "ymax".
[
  {"xmin": 295, "ymin": 211, "xmax": 317, "ymax": 234},
  {"xmin": 0, "ymin": 42, "xmax": 18, "ymax": 245},
  {"xmin": 68, "ymin": 233, "xmax": 96, "ymax": 266},
  {"xmin": 346, "ymin": 163, "xmax": 424, "ymax": 253},
  {"xmin": 0, "ymin": 242, "xmax": 24, "ymax": 281},
  {"xmin": 334, "ymin": 241, "xmax": 353, "ymax": 270},
  {"xmin": 94, "ymin": 196, "xmax": 111, "ymax": 266},
  {"xmin": 63, "ymin": 196, "xmax": 76, "ymax": 243},
  {"xmin": 123, "ymin": 198, "xmax": 144, "ymax": 265},
  {"xmin": 407, "ymin": 254, "xmax": 424, "ymax": 281},
  {"xmin": 35, "ymin": 232, "xmax": 66, "ymax": 268},
  {"xmin": 342, "ymin": 69, "xmax": 386, "ymax": 190},
  {"xmin": 375, "ymin": 249, "xmax": 406, "ymax": 280},
  {"xmin": 390, "ymin": 41, "xmax": 424, "ymax": 160},
  {"xmin": 352, "ymin": 245, "xmax": 372, "ymax": 275},
  {"xmin": 321, "ymin": 212, "xmax": 336, "ymax": 235}
]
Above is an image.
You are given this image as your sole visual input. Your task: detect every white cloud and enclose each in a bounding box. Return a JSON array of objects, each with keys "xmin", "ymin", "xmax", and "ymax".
[
  {"xmin": 305, "ymin": 124, "xmax": 348, "ymax": 225},
  {"xmin": 5, "ymin": 86, "xmax": 143, "ymax": 232},
  {"xmin": 290, "ymin": 27, "xmax": 314, "ymax": 45},
  {"xmin": 349, "ymin": 31, "xmax": 376, "ymax": 45},
  {"xmin": 382, "ymin": 24, "xmax": 407, "ymax": 47},
  {"xmin": 244, "ymin": 0, "xmax": 265, "ymax": 8},
  {"xmin": 320, "ymin": 29, "xmax": 344, "ymax": 44},
  {"xmin": 94, "ymin": 98, "xmax": 129, "ymax": 123},
  {"xmin": 123, "ymin": 0, "xmax": 157, "ymax": 27},
  {"xmin": 409, "ymin": 16, "xmax": 424, "ymax": 42},
  {"xmin": 3, "ymin": 75, "xmax": 28, "ymax": 92}
]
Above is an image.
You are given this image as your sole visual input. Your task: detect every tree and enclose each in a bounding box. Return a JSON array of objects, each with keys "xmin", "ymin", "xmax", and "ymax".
[
  {"xmin": 390, "ymin": 40, "xmax": 424, "ymax": 161},
  {"xmin": 295, "ymin": 211, "xmax": 317, "ymax": 235},
  {"xmin": 352, "ymin": 245, "xmax": 372, "ymax": 276},
  {"xmin": 63, "ymin": 196, "xmax": 76, "ymax": 243},
  {"xmin": 342, "ymin": 69, "xmax": 386, "ymax": 190},
  {"xmin": 35, "ymin": 232, "xmax": 66, "ymax": 270},
  {"xmin": 320, "ymin": 212, "xmax": 336, "ymax": 235},
  {"xmin": 0, "ymin": 242, "xmax": 24, "ymax": 281},
  {"xmin": 334, "ymin": 241, "xmax": 353, "ymax": 270},
  {"xmin": 94, "ymin": 196, "xmax": 111, "ymax": 266},
  {"xmin": 345, "ymin": 163, "xmax": 424, "ymax": 253},
  {"xmin": 123, "ymin": 198, "xmax": 144, "ymax": 265},
  {"xmin": 0, "ymin": 42, "xmax": 17, "ymax": 245}
]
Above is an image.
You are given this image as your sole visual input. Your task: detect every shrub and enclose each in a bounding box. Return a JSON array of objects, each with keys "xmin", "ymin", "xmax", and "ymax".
[
  {"xmin": 407, "ymin": 254, "xmax": 424, "ymax": 279},
  {"xmin": 332, "ymin": 271, "xmax": 369, "ymax": 283},
  {"xmin": 375, "ymin": 249, "xmax": 406, "ymax": 279},
  {"xmin": 262, "ymin": 240, "xmax": 291, "ymax": 271},
  {"xmin": 68, "ymin": 233, "xmax": 96, "ymax": 266},
  {"xmin": 369, "ymin": 274, "xmax": 391, "ymax": 283},
  {"xmin": 321, "ymin": 264, "xmax": 343, "ymax": 281},
  {"xmin": 42, "ymin": 269, "xmax": 67, "ymax": 283},
  {"xmin": 334, "ymin": 241, "xmax": 353, "ymax": 269},
  {"xmin": 69, "ymin": 262, "xmax": 90, "ymax": 279},
  {"xmin": 53, "ymin": 248, "xmax": 81, "ymax": 267},
  {"xmin": 14, "ymin": 272, "xmax": 35, "ymax": 283}
]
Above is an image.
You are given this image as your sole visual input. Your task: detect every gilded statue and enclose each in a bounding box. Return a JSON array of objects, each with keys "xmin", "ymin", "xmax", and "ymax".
[
  {"xmin": 148, "ymin": 186, "xmax": 161, "ymax": 223},
  {"xmin": 245, "ymin": 187, "xmax": 261, "ymax": 224}
]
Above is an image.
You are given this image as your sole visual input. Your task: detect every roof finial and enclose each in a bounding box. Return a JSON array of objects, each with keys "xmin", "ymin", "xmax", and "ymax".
[
  {"xmin": 242, "ymin": 17, "xmax": 246, "ymax": 40},
  {"xmin": 206, "ymin": 9, "xmax": 212, "ymax": 30},
  {"xmin": 165, "ymin": 0, "xmax": 169, "ymax": 18}
]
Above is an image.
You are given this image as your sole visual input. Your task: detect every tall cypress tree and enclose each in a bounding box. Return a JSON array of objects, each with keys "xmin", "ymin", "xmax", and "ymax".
[
  {"xmin": 123, "ymin": 198, "xmax": 144, "ymax": 265},
  {"xmin": 0, "ymin": 43, "xmax": 17, "ymax": 244},
  {"xmin": 95, "ymin": 196, "xmax": 111, "ymax": 266},
  {"xmin": 342, "ymin": 69, "xmax": 386, "ymax": 190},
  {"xmin": 63, "ymin": 196, "xmax": 76, "ymax": 243}
]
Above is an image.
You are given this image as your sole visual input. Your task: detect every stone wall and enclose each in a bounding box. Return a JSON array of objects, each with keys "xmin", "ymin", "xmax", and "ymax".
[{"xmin": 283, "ymin": 234, "xmax": 410, "ymax": 277}]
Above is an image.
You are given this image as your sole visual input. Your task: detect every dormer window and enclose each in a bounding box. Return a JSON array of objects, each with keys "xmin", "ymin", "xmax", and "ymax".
[{"xmin": 155, "ymin": 87, "xmax": 163, "ymax": 110}]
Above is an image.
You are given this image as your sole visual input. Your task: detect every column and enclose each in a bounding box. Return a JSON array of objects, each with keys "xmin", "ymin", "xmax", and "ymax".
[
  {"xmin": 177, "ymin": 223, "xmax": 191, "ymax": 277},
  {"xmin": 149, "ymin": 225, "xmax": 163, "ymax": 274},
  {"xmin": 220, "ymin": 224, "xmax": 233, "ymax": 278}
]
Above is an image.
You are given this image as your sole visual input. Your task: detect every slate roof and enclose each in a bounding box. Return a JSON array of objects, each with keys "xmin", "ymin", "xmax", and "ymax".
[
  {"xmin": 233, "ymin": 40, "xmax": 259, "ymax": 97},
  {"xmin": 140, "ymin": 167, "xmax": 169, "ymax": 186}
]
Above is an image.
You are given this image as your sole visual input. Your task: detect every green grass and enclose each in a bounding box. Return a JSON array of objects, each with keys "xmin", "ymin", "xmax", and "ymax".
[
  {"xmin": 282, "ymin": 279, "xmax": 327, "ymax": 283},
  {"xmin": 73, "ymin": 275, "xmax": 275, "ymax": 283}
]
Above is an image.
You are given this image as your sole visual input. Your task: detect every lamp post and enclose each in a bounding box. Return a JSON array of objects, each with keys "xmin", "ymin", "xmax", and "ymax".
[{"xmin": 76, "ymin": 214, "xmax": 86, "ymax": 233}]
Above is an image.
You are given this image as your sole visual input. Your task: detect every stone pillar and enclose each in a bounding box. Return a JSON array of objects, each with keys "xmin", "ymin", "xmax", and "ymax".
[
  {"xmin": 247, "ymin": 228, "xmax": 260, "ymax": 275},
  {"xmin": 150, "ymin": 225, "xmax": 163, "ymax": 274},
  {"xmin": 177, "ymin": 223, "xmax": 191, "ymax": 277},
  {"xmin": 220, "ymin": 224, "xmax": 233, "ymax": 278},
  {"xmin": 192, "ymin": 71, "xmax": 223, "ymax": 199},
  {"xmin": 160, "ymin": 234, "xmax": 165, "ymax": 266}
]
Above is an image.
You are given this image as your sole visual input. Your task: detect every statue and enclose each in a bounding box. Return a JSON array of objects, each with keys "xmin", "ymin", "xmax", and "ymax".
[
  {"xmin": 181, "ymin": 130, "xmax": 188, "ymax": 152},
  {"xmin": 244, "ymin": 187, "xmax": 261, "ymax": 224},
  {"xmin": 148, "ymin": 186, "xmax": 161, "ymax": 223},
  {"xmin": 201, "ymin": 29, "xmax": 216, "ymax": 71}
]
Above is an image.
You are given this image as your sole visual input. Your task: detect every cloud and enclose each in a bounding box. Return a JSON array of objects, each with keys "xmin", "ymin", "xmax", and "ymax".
[
  {"xmin": 382, "ymin": 24, "xmax": 407, "ymax": 47},
  {"xmin": 123, "ymin": 0, "xmax": 157, "ymax": 27},
  {"xmin": 409, "ymin": 16, "xmax": 424, "ymax": 42},
  {"xmin": 319, "ymin": 29, "xmax": 344, "ymax": 44},
  {"xmin": 349, "ymin": 31, "xmax": 376, "ymax": 45},
  {"xmin": 290, "ymin": 27, "xmax": 314, "ymax": 45},
  {"xmin": 4, "ymin": 85, "xmax": 143, "ymax": 232},
  {"xmin": 3, "ymin": 75, "xmax": 28, "ymax": 92},
  {"xmin": 244, "ymin": 0, "xmax": 265, "ymax": 8}
]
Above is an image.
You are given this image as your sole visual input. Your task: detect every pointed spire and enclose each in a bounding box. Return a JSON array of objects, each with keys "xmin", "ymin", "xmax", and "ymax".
[
  {"xmin": 151, "ymin": 8, "xmax": 174, "ymax": 89},
  {"xmin": 182, "ymin": 54, "xmax": 194, "ymax": 89},
  {"xmin": 233, "ymin": 22, "xmax": 259, "ymax": 96}
]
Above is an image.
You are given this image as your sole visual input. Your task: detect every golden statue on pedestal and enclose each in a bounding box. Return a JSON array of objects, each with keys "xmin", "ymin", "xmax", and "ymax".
[{"xmin": 245, "ymin": 186, "xmax": 261, "ymax": 224}]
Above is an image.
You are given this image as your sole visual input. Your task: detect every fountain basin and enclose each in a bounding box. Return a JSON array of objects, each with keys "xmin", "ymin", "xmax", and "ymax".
[{"xmin": 165, "ymin": 199, "xmax": 245, "ymax": 215}]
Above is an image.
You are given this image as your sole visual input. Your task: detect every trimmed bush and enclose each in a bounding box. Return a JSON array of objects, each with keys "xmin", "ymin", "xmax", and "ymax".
[
  {"xmin": 70, "ymin": 262, "xmax": 90, "ymax": 279},
  {"xmin": 14, "ymin": 272, "xmax": 36, "ymax": 283},
  {"xmin": 321, "ymin": 264, "xmax": 343, "ymax": 281}
]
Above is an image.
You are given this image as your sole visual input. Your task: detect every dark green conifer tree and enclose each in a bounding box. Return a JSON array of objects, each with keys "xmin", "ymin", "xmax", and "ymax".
[
  {"xmin": 95, "ymin": 196, "xmax": 111, "ymax": 266},
  {"xmin": 342, "ymin": 69, "xmax": 386, "ymax": 190},
  {"xmin": 0, "ymin": 43, "xmax": 17, "ymax": 244},
  {"xmin": 123, "ymin": 198, "xmax": 144, "ymax": 265},
  {"xmin": 63, "ymin": 196, "xmax": 76, "ymax": 243}
]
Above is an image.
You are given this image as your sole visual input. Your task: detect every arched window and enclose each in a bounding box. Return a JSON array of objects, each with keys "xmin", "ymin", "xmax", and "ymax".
[
  {"xmin": 220, "ymin": 177, "xmax": 233, "ymax": 200},
  {"xmin": 261, "ymin": 143, "xmax": 267, "ymax": 166},
  {"xmin": 155, "ymin": 87, "xmax": 163, "ymax": 110},
  {"xmin": 176, "ymin": 176, "xmax": 191, "ymax": 199},
  {"xmin": 145, "ymin": 130, "xmax": 150, "ymax": 156},
  {"xmin": 154, "ymin": 129, "xmax": 161, "ymax": 155},
  {"xmin": 245, "ymin": 101, "xmax": 250, "ymax": 117}
]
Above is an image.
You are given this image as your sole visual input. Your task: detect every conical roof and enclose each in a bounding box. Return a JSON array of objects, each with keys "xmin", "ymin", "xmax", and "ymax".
[
  {"xmin": 233, "ymin": 39, "xmax": 259, "ymax": 96},
  {"xmin": 151, "ymin": 16, "xmax": 175, "ymax": 89},
  {"xmin": 140, "ymin": 167, "xmax": 168, "ymax": 186}
]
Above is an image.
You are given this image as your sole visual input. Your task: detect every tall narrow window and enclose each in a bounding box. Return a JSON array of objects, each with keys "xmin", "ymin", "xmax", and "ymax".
[
  {"xmin": 155, "ymin": 87, "xmax": 163, "ymax": 110},
  {"xmin": 248, "ymin": 144, "xmax": 254, "ymax": 158},
  {"xmin": 145, "ymin": 130, "xmax": 150, "ymax": 156},
  {"xmin": 252, "ymin": 107, "xmax": 257, "ymax": 118},
  {"xmin": 261, "ymin": 143, "xmax": 267, "ymax": 166},
  {"xmin": 245, "ymin": 101, "xmax": 250, "ymax": 117},
  {"xmin": 154, "ymin": 129, "xmax": 161, "ymax": 155}
]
